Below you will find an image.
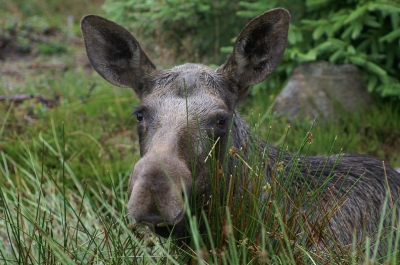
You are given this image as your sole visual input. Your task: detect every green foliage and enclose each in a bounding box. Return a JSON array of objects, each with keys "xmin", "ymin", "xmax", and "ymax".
[
  {"xmin": 0, "ymin": 0, "xmax": 103, "ymax": 22},
  {"xmin": 1, "ymin": 113, "xmax": 399, "ymax": 264},
  {"xmin": 0, "ymin": 146, "xmax": 181, "ymax": 264},
  {"xmin": 242, "ymin": 89, "xmax": 400, "ymax": 167},
  {"xmin": 0, "ymin": 12, "xmax": 69, "ymax": 56},
  {"xmin": 200, "ymin": 119, "xmax": 399, "ymax": 263},
  {"xmin": 102, "ymin": 0, "xmax": 251, "ymax": 64},
  {"xmin": 238, "ymin": 0, "xmax": 400, "ymax": 98},
  {"xmin": 0, "ymin": 1, "xmax": 399, "ymax": 262},
  {"xmin": 0, "ymin": 68, "xmax": 140, "ymax": 187},
  {"xmin": 102, "ymin": 0, "xmax": 400, "ymax": 98},
  {"xmin": 37, "ymin": 41, "xmax": 68, "ymax": 55}
]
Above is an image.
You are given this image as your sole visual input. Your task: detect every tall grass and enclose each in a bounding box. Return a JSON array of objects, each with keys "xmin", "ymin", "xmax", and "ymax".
[
  {"xmin": 1, "ymin": 1, "xmax": 399, "ymax": 263},
  {"xmin": 0, "ymin": 129, "xmax": 181, "ymax": 264},
  {"xmin": 187, "ymin": 116, "xmax": 400, "ymax": 264},
  {"xmin": 242, "ymin": 89, "xmax": 400, "ymax": 167},
  {"xmin": 2, "ymin": 112, "xmax": 399, "ymax": 264},
  {"xmin": 1, "ymin": 53, "xmax": 399, "ymax": 265}
]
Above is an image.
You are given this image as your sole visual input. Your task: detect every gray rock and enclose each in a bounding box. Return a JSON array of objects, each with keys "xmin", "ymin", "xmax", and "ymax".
[{"xmin": 272, "ymin": 61, "xmax": 373, "ymax": 122}]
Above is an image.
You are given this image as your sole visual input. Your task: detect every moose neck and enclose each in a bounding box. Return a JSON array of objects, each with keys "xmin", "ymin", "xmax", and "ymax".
[{"xmin": 227, "ymin": 110, "xmax": 279, "ymax": 182}]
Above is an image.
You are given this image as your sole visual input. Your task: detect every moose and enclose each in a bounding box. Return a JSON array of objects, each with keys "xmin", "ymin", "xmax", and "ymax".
[{"xmin": 81, "ymin": 8, "xmax": 400, "ymax": 256}]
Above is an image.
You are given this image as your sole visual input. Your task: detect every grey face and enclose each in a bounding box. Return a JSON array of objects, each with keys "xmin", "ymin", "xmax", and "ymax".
[
  {"xmin": 128, "ymin": 64, "xmax": 236, "ymax": 236},
  {"xmin": 80, "ymin": 9, "xmax": 290, "ymax": 238},
  {"xmin": 135, "ymin": 63, "xmax": 236, "ymax": 159}
]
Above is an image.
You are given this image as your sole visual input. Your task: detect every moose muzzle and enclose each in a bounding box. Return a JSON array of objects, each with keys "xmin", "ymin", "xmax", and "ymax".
[{"xmin": 127, "ymin": 151, "xmax": 192, "ymax": 237}]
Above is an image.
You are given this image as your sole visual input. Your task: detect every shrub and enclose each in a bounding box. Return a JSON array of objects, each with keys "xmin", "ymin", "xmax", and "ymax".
[
  {"xmin": 102, "ymin": 0, "xmax": 251, "ymax": 64},
  {"xmin": 103, "ymin": 0, "xmax": 400, "ymax": 98},
  {"xmin": 238, "ymin": 0, "xmax": 400, "ymax": 98}
]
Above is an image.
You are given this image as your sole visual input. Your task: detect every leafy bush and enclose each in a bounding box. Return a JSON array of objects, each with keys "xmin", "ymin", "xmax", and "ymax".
[
  {"xmin": 103, "ymin": 0, "xmax": 400, "ymax": 98},
  {"xmin": 102, "ymin": 0, "xmax": 251, "ymax": 64},
  {"xmin": 238, "ymin": 0, "xmax": 400, "ymax": 98}
]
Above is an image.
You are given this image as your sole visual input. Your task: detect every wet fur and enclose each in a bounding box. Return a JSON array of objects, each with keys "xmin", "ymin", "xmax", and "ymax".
[{"xmin": 81, "ymin": 8, "xmax": 400, "ymax": 257}]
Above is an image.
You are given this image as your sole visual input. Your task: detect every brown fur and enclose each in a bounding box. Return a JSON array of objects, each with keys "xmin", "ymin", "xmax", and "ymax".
[{"xmin": 81, "ymin": 8, "xmax": 400, "ymax": 255}]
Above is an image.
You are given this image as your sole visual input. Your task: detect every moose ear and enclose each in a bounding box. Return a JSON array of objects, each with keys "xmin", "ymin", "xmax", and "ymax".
[
  {"xmin": 81, "ymin": 15, "xmax": 157, "ymax": 97},
  {"xmin": 218, "ymin": 8, "xmax": 290, "ymax": 100}
]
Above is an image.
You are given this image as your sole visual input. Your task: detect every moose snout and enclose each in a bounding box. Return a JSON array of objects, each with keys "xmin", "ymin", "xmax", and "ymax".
[{"xmin": 127, "ymin": 154, "xmax": 192, "ymax": 237}]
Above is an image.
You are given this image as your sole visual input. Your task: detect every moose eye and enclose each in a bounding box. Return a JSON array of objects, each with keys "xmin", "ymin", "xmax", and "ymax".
[
  {"xmin": 136, "ymin": 111, "xmax": 144, "ymax": 122},
  {"xmin": 217, "ymin": 117, "xmax": 228, "ymax": 126}
]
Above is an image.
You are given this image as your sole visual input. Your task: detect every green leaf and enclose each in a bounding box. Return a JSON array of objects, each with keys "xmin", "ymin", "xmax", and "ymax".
[
  {"xmin": 341, "ymin": 25, "xmax": 353, "ymax": 39},
  {"xmin": 220, "ymin": 46, "xmax": 233, "ymax": 53},
  {"xmin": 198, "ymin": 4, "xmax": 210, "ymax": 12},
  {"xmin": 319, "ymin": 38, "xmax": 346, "ymax": 50},
  {"xmin": 367, "ymin": 2, "xmax": 400, "ymax": 14},
  {"xmin": 364, "ymin": 14, "xmax": 380, "ymax": 28},
  {"xmin": 390, "ymin": 12, "xmax": 400, "ymax": 29},
  {"xmin": 366, "ymin": 61, "xmax": 387, "ymax": 77},
  {"xmin": 312, "ymin": 23, "xmax": 328, "ymax": 40},
  {"xmin": 306, "ymin": 0, "xmax": 330, "ymax": 9},
  {"xmin": 236, "ymin": 10, "xmax": 258, "ymax": 17},
  {"xmin": 304, "ymin": 49, "xmax": 317, "ymax": 61},
  {"xmin": 329, "ymin": 48, "xmax": 345, "ymax": 63},
  {"xmin": 381, "ymin": 83, "xmax": 400, "ymax": 97},
  {"xmin": 367, "ymin": 75, "xmax": 378, "ymax": 92},
  {"xmin": 289, "ymin": 48, "xmax": 316, "ymax": 62},
  {"xmin": 301, "ymin": 19, "xmax": 321, "ymax": 26},
  {"xmin": 379, "ymin": 28, "xmax": 400, "ymax": 43},
  {"xmin": 288, "ymin": 29, "xmax": 297, "ymax": 45},
  {"xmin": 344, "ymin": 5, "xmax": 368, "ymax": 24},
  {"xmin": 346, "ymin": 45, "xmax": 356, "ymax": 55},
  {"xmin": 351, "ymin": 21, "xmax": 363, "ymax": 39},
  {"xmin": 376, "ymin": 83, "xmax": 400, "ymax": 97}
]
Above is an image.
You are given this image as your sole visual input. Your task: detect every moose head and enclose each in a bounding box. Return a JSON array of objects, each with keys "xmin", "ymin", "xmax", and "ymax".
[{"xmin": 81, "ymin": 8, "xmax": 290, "ymax": 238}]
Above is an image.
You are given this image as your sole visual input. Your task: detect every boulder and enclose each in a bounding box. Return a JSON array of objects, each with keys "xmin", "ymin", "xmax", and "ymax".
[{"xmin": 272, "ymin": 61, "xmax": 373, "ymax": 122}]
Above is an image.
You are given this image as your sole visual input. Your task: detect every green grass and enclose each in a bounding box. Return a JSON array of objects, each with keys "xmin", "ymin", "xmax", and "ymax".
[
  {"xmin": 1, "ymin": 110, "xmax": 399, "ymax": 264},
  {"xmin": 1, "ymin": 2, "xmax": 400, "ymax": 263},
  {"xmin": 0, "ymin": 66, "xmax": 141, "ymax": 187},
  {"xmin": 0, "ymin": 139, "xmax": 180, "ymax": 264},
  {"xmin": 0, "ymin": 0, "xmax": 103, "ymax": 26},
  {"xmin": 1, "ymin": 38, "xmax": 400, "ymax": 265},
  {"xmin": 241, "ymin": 88, "xmax": 400, "ymax": 168}
]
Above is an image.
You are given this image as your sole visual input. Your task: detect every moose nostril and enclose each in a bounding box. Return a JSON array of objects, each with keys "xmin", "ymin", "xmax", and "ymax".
[
  {"xmin": 156, "ymin": 222, "xmax": 169, "ymax": 228},
  {"xmin": 137, "ymin": 215, "xmax": 165, "ymax": 226},
  {"xmin": 140, "ymin": 221, "xmax": 156, "ymax": 233}
]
